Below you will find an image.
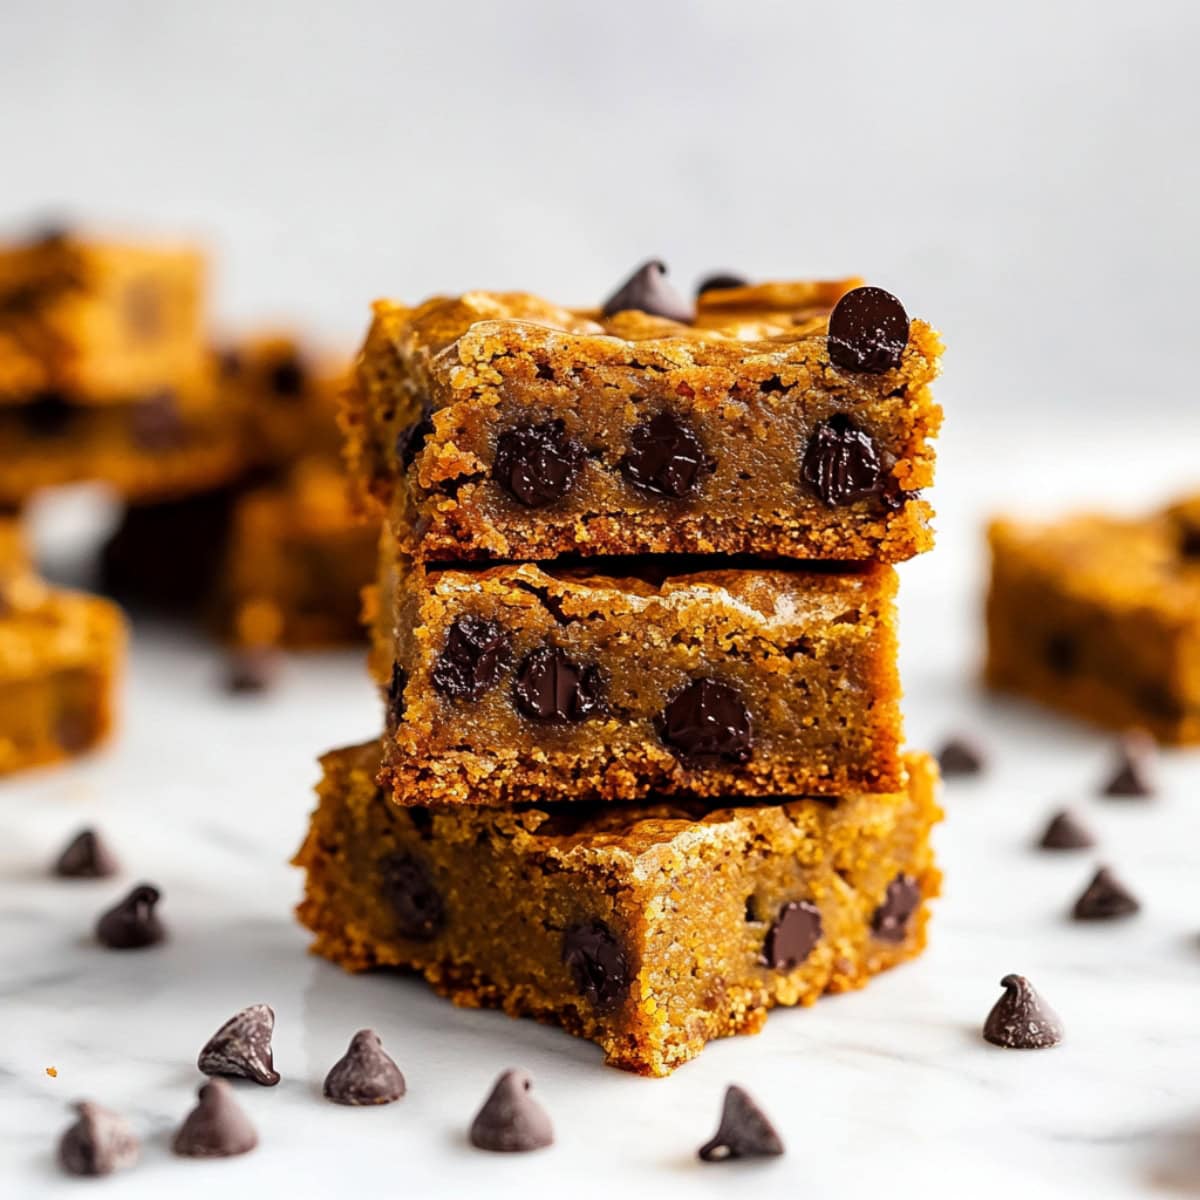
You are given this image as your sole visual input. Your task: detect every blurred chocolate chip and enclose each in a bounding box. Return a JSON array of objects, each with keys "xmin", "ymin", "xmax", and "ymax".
[
  {"xmin": 982, "ymin": 974, "xmax": 1063, "ymax": 1049},
  {"xmin": 197, "ymin": 1004, "xmax": 280, "ymax": 1086},
  {"xmin": 1038, "ymin": 808, "xmax": 1095, "ymax": 851},
  {"xmin": 396, "ymin": 402, "xmax": 433, "ymax": 469},
  {"xmin": 20, "ymin": 390, "xmax": 74, "ymax": 438},
  {"xmin": 433, "ymin": 615, "xmax": 512, "ymax": 701},
  {"xmin": 1101, "ymin": 731, "xmax": 1157, "ymax": 797},
  {"xmin": 802, "ymin": 414, "xmax": 882, "ymax": 506},
  {"xmin": 386, "ymin": 664, "xmax": 408, "ymax": 726},
  {"xmin": 469, "ymin": 1069, "xmax": 554, "ymax": 1153},
  {"xmin": 323, "ymin": 1029, "xmax": 406, "ymax": 1105},
  {"xmin": 1044, "ymin": 632, "xmax": 1078, "ymax": 676},
  {"xmin": 379, "ymin": 852, "xmax": 444, "ymax": 940},
  {"xmin": 937, "ymin": 735, "xmax": 986, "ymax": 777},
  {"xmin": 620, "ymin": 411, "xmax": 713, "ymax": 499},
  {"xmin": 698, "ymin": 1085, "xmax": 785, "ymax": 1162},
  {"xmin": 27, "ymin": 220, "xmax": 71, "ymax": 248},
  {"xmin": 562, "ymin": 920, "xmax": 629, "ymax": 1013},
  {"xmin": 696, "ymin": 271, "xmax": 749, "ymax": 297},
  {"xmin": 762, "ymin": 901, "xmax": 822, "ymax": 970},
  {"xmin": 1072, "ymin": 866, "xmax": 1140, "ymax": 921},
  {"xmin": 173, "ymin": 1079, "xmax": 258, "ymax": 1158},
  {"xmin": 492, "ymin": 420, "xmax": 584, "ymax": 508},
  {"xmin": 54, "ymin": 708, "xmax": 96, "ymax": 754},
  {"xmin": 268, "ymin": 354, "xmax": 307, "ymax": 397},
  {"xmin": 601, "ymin": 260, "xmax": 693, "ymax": 323},
  {"xmin": 217, "ymin": 347, "xmax": 243, "ymax": 378},
  {"xmin": 1178, "ymin": 522, "xmax": 1200, "ymax": 559},
  {"xmin": 130, "ymin": 389, "xmax": 186, "ymax": 451},
  {"xmin": 871, "ymin": 874, "xmax": 920, "ymax": 943},
  {"xmin": 225, "ymin": 646, "xmax": 280, "ymax": 694},
  {"xmin": 514, "ymin": 647, "xmax": 603, "ymax": 722},
  {"xmin": 58, "ymin": 1101, "xmax": 139, "ymax": 1177},
  {"xmin": 827, "ymin": 286, "xmax": 910, "ymax": 373},
  {"xmin": 95, "ymin": 884, "xmax": 165, "ymax": 950},
  {"xmin": 54, "ymin": 828, "xmax": 119, "ymax": 878},
  {"xmin": 659, "ymin": 677, "xmax": 753, "ymax": 764}
]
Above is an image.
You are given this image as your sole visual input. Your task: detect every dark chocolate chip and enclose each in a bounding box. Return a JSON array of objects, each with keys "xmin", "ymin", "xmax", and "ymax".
[
  {"xmin": 879, "ymin": 479, "xmax": 919, "ymax": 512},
  {"xmin": 562, "ymin": 920, "xmax": 629, "ymax": 1013},
  {"xmin": 492, "ymin": 420, "xmax": 584, "ymax": 508},
  {"xmin": 620, "ymin": 411, "xmax": 713, "ymax": 499},
  {"xmin": 172, "ymin": 1079, "xmax": 258, "ymax": 1158},
  {"xmin": 323, "ymin": 1029, "xmax": 406, "ymax": 1105},
  {"xmin": 1045, "ymin": 632, "xmax": 1078, "ymax": 676},
  {"xmin": 1179, "ymin": 523, "xmax": 1200, "ymax": 559},
  {"xmin": 95, "ymin": 883, "xmax": 165, "ymax": 950},
  {"xmin": 469, "ymin": 1069, "xmax": 554, "ymax": 1153},
  {"xmin": 197, "ymin": 1004, "xmax": 280, "ymax": 1086},
  {"xmin": 58, "ymin": 1101, "xmax": 139, "ymax": 1177},
  {"xmin": 1038, "ymin": 809, "xmax": 1096, "ymax": 851},
  {"xmin": 386, "ymin": 663, "xmax": 408, "ymax": 726},
  {"xmin": 659, "ymin": 677, "xmax": 753, "ymax": 765},
  {"xmin": 268, "ymin": 354, "xmax": 307, "ymax": 397},
  {"xmin": 1072, "ymin": 866, "xmax": 1140, "ymax": 921},
  {"xmin": 871, "ymin": 874, "xmax": 921, "ymax": 943},
  {"xmin": 762, "ymin": 901, "xmax": 822, "ymax": 970},
  {"xmin": 514, "ymin": 647, "xmax": 603, "ymax": 722},
  {"xmin": 698, "ymin": 1085, "xmax": 785, "ymax": 1162},
  {"xmin": 937, "ymin": 735, "xmax": 987, "ymax": 777},
  {"xmin": 696, "ymin": 272, "xmax": 749, "ymax": 297},
  {"xmin": 379, "ymin": 852, "xmax": 444, "ymax": 940},
  {"xmin": 1101, "ymin": 730, "xmax": 1157, "ymax": 797},
  {"xmin": 54, "ymin": 828, "xmax": 119, "ymax": 878},
  {"xmin": 130, "ymin": 388, "xmax": 186, "ymax": 451},
  {"xmin": 802, "ymin": 414, "xmax": 882, "ymax": 506},
  {"xmin": 225, "ymin": 646, "xmax": 280, "ymax": 694},
  {"xmin": 982, "ymin": 974, "xmax": 1064, "ymax": 1049},
  {"xmin": 601, "ymin": 260, "xmax": 693, "ymax": 323},
  {"xmin": 20, "ymin": 390, "xmax": 74, "ymax": 438},
  {"xmin": 396, "ymin": 402, "xmax": 433, "ymax": 470},
  {"xmin": 827, "ymin": 286, "xmax": 910, "ymax": 374},
  {"xmin": 27, "ymin": 220, "xmax": 72, "ymax": 248},
  {"xmin": 432, "ymin": 615, "xmax": 513, "ymax": 701}
]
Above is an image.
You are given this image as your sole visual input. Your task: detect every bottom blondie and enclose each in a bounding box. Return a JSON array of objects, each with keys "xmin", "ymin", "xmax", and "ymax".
[{"xmin": 295, "ymin": 741, "xmax": 940, "ymax": 1076}]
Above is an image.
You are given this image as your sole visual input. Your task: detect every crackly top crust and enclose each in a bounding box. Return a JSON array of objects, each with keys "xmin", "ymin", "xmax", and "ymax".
[{"xmin": 0, "ymin": 573, "xmax": 127, "ymax": 675}]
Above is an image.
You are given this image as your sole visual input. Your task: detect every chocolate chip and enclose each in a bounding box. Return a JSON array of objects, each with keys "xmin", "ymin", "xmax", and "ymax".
[
  {"xmin": 562, "ymin": 920, "xmax": 629, "ymax": 1013},
  {"xmin": 197, "ymin": 1004, "xmax": 280, "ymax": 1086},
  {"xmin": 762, "ymin": 901, "xmax": 822, "ymax": 970},
  {"xmin": 982, "ymin": 974, "xmax": 1064, "ymax": 1049},
  {"xmin": 172, "ymin": 1079, "xmax": 258, "ymax": 1158},
  {"xmin": 268, "ymin": 354, "xmax": 306, "ymax": 397},
  {"xmin": 1100, "ymin": 730, "xmax": 1157, "ymax": 797},
  {"xmin": 95, "ymin": 883, "xmax": 165, "ymax": 950},
  {"xmin": 58, "ymin": 1101, "xmax": 139, "ymax": 1177},
  {"xmin": 20, "ymin": 390, "xmax": 74, "ymax": 438},
  {"xmin": 27, "ymin": 220, "xmax": 71, "ymax": 248},
  {"xmin": 1178, "ymin": 523, "xmax": 1200, "ymax": 559},
  {"xmin": 871, "ymin": 874, "xmax": 921, "ymax": 943},
  {"xmin": 696, "ymin": 271, "xmax": 749, "ymax": 296},
  {"xmin": 1045, "ymin": 632, "xmax": 1078, "ymax": 675},
  {"xmin": 53, "ymin": 828, "xmax": 119, "ymax": 878},
  {"xmin": 218, "ymin": 347, "xmax": 243, "ymax": 378},
  {"xmin": 130, "ymin": 388, "xmax": 186, "ymax": 451},
  {"xmin": 601, "ymin": 260, "xmax": 693, "ymax": 323},
  {"xmin": 802, "ymin": 414, "xmax": 882, "ymax": 506},
  {"xmin": 386, "ymin": 664, "xmax": 408, "ymax": 726},
  {"xmin": 620, "ymin": 411, "xmax": 712, "ymax": 499},
  {"xmin": 827, "ymin": 286, "xmax": 910, "ymax": 373},
  {"xmin": 225, "ymin": 646, "xmax": 280, "ymax": 694},
  {"xmin": 659, "ymin": 677, "xmax": 753, "ymax": 764},
  {"xmin": 469, "ymin": 1069, "xmax": 554, "ymax": 1153},
  {"xmin": 323, "ymin": 1029, "xmax": 406, "ymax": 1105},
  {"xmin": 492, "ymin": 420, "xmax": 584, "ymax": 508},
  {"xmin": 396, "ymin": 402, "xmax": 433, "ymax": 469},
  {"xmin": 698, "ymin": 1085, "xmax": 785, "ymax": 1162},
  {"xmin": 432, "ymin": 616, "xmax": 512, "ymax": 701},
  {"xmin": 1072, "ymin": 866, "xmax": 1141, "ymax": 921},
  {"xmin": 514, "ymin": 647, "xmax": 603, "ymax": 722},
  {"xmin": 1038, "ymin": 808, "xmax": 1096, "ymax": 851},
  {"xmin": 937, "ymin": 735, "xmax": 987, "ymax": 777},
  {"xmin": 379, "ymin": 852, "xmax": 444, "ymax": 940}
]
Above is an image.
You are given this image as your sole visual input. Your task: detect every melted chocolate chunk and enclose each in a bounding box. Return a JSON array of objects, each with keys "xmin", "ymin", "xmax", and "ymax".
[
  {"xmin": 58, "ymin": 1101, "xmax": 139, "ymax": 1177},
  {"xmin": 762, "ymin": 900, "xmax": 822, "ymax": 970},
  {"xmin": 95, "ymin": 883, "xmax": 165, "ymax": 950},
  {"xmin": 620, "ymin": 411, "xmax": 712, "ymax": 499},
  {"xmin": 698, "ymin": 1085, "xmax": 785, "ymax": 1162},
  {"xmin": 870, "ymin": 874, "xmax": 920, "ymax": 943},
  {"xmin": 982, "ymin": 974, "xmax": 1064, "ymax": 1049},
  {"xmin": 379, "ymin": 852, "xmax": 444, "ymax": 940},
  {"xmin": 386, "ymin": 664, "xmax": 408, "ymax": 726},
  {"xmin": 20, "ymin": 390, "xmax": 74, "ymax": 438},
  {"xmin": 323, "ymin": 1029, "xmax": 407, "ymax": 1105},
  {"xmin": 197, "ymin": 1004, "xmax": 280, "ymax": 1086},
  {"xmin": 562, "ymin": 920, "xmax": 629, "ymax": 1013},
  {"xmin": 492, "ymin": 420, "xmax": 584, "ymax": 508},
  {"xmin": 268, "ymin": 354, "xmax": 306, "ymax": 397},
  {"xmin": 514, "ymin": 647, "xmax": 602, "ymax": 722},
  {"xmin": 396, "ymin": 402, "xmax": 433, "ymax": 469},
  {"xmin": 1038, "ymin": 808, "xmax": 1096, "ymax": 851},
  {"xmin": 696, "ymin": 271, "xmax": 749, "ymax": 296},
  {"xmin": 827, "ymin": 286, "xmax": 910, "ymax": 374},
  {"xmin": 601, "ymin": 259, "xmax": 693, "ymax": 323},
  {"xmin": 802, "ymin": 414, "xmax": 882, "ymax": 506},
  {"xmin": 432, "ymin": 616, "xmax": 512, "ymax": 701},
  {"xmin": 173, "ymin": 1080, "xmax": 258, "ymax": 1158},
  {"xmin": 1072, "ymin": 866, "xmax": 1140, "ymax": 920},
  {"xmin": 659, "ymin": 677, "xmax": 753, "ymax": 764},
  {"xmin": 54, "ymin": 828, "xmax": 119, "ymax": 878},
  {"xmin": 469, "ymin": 1069, "xmax": 554, "ymax": 1153}
]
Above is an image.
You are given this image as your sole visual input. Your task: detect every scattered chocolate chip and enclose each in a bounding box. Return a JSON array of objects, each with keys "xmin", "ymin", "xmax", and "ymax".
[
  {"xmin": 95, "ymin": 884, "xmax": 165, "ymax": 950},
  {"xmin": 762, "ymin": 901, "xmax": 822, "ymax": 970},
  {"xmin": 58, "ymin": 1101, "xmax": 139, "ymax": 1177},
  {"xmin": 871, "ymin": 874, "xmax": 921, "ymax": 943},
  {"xmin": 827, "ymin": 286, "xmax": 910, "ymax": 373},
  {"xmin": 469, "ymin": 1069, "xmax": 554, "ymax": 1153},
  {"xmin": 20, "ymin": 390, "xmax": 74, "ymax": 438},
  {"xmin": 1101, "ymin": 730, "xmax": 1157, "ymax": 797},
  {"xmin": 172, "ymin": 1079, "xmax": 258, "ymax": 1158},
  {"xmin": 698, "ymin": 1085, "xmax": 785, "ymax": 1162},
  {"xmin": 53, "ymin": 828, "xmax": 119, "ymax": 878},
  {"xmin": 492, "ymin": 420, "xmax": 585, "ymax": 508},
  {"xmin": 197, "ymin": 1004, "xmax": 280, "ymax": 1086},
  {"xmin": 323, "ymin": 1029, "xmax": 406, "ymax": 1105},
  {"xmin": 225, "ymin": 646, "xmax": 280, "ymax": 694},
  {"xmin": 396, "ymin": 402, "xmax": 433, "ymax": 469},
  {"xmin": 601, "ymin": 260, "xmax": 693, "ymax": 323},
  {"xmin": 268, "ymin": 354, "xmax": 306, "ymax": 397},
  {"xmin": 386, "ymin": 663, "xmax": 408, "ymax": 726},
  {"xmin": 1072, "ymin": 866, "xmax": 1141, "ymax": 921},
  {"xmin": 982, "ymin": 974, "xmax": 1064, "ymax": 1049},
  {"xmin": 937, "ymin": 735, "xmax": 987, "ymax": 777},
  {"xmin": 620, "ymin": 411, "xmax": 712, "ymax": 499},
  {"xmin": 432, "ymin": 615, "xmax": 513, "ymax": 701},
  {"xmin": 1038, "ymin": 808, "xmax": 1096, "ymax": 851},
  {"xmin": 562, "ymin": 920, "xmax": 629, "ymax": 1013},
  {"xmin": 659, "ymin": 677, "xmax": 753, "ymax": 764},
  {"xmin": 130, "ymin": 388, "xmax": 186, "ymax": 451},
  {"xmin": 802, "ymin": 414, "xmax": 882, "ymax": 506},
  {"xmin": 514, "ymin": 647, "xmax": 603, "ymax": 722},
  {"xmin": 696, "ymin": 271, "xmax": 749, "ymax": 297},
  {"xmin": 379, "ymin": 852, "xmax": 444, "ymax": 940}
]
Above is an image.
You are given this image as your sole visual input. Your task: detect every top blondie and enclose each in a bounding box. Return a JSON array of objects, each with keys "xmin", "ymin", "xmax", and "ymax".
[{"xmin": 344, "ymin": 262, "xmax": 943, "ymax": 563}]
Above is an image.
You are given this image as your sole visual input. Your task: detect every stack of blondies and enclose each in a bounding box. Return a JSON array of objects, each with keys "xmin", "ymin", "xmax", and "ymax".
[{"xmin": 295, "ymin": 265, "xmax": 945, "ymax": 1075}]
